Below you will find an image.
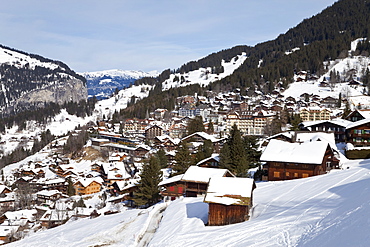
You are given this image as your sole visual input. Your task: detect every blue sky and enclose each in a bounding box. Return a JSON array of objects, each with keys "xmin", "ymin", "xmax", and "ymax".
[{"xmin": 0, "ymin": 0, "xmax": 338, "ymax": 73}]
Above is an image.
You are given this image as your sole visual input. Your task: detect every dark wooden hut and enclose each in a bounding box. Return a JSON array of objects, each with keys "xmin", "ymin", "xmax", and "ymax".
[{"xmin": 204, "ymin": 177, "xmax": 256, "ymax": 226}]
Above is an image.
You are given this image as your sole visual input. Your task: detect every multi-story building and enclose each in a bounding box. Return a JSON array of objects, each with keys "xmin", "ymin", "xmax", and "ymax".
[
  {"xmin": 225, "ymin": 110, "xmax": 274, "ymax": 136},
  {"xmin": 300, "ymin": 107, "xmax": 331, "ymax": 122}
]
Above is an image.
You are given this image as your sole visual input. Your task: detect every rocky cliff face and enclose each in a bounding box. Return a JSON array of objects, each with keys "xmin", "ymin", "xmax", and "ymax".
[
  {"xmin": 0, "ymin": 45, "xmax": 87, "ymax": 115},
  {"xmin": 8, "ymin": 78, "xmax": 87, "ymax": 113}
]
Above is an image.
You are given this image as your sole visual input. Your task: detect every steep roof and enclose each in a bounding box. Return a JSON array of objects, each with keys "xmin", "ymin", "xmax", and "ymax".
[
  {"xmin": 260, "ymin": 139, "xmax": 330, "ymax": 164},
  {"xmin": 181, "ymin": 132, "xmax": 222, "ymax": 143},
  {"xmin": 195, "ymin": 153, "xmax": 220, "ymax": 166},
  {"xmin": 347, "ymin": 117, "xmax": 370, "ymax": 129},
  {"xmin": 204, "ymin": 177, "xmax": 255, "ymax": 205},
  {"xmin": 182, "ymin": 166, "xmax": 234, "ymax": 183},
  {"xmin": 158, "ymin": 174, "xmax": 184, "ymax": 186},
  {"xmin": 301, "ymin": 118, "xmax": 352, "ymax": 128}
]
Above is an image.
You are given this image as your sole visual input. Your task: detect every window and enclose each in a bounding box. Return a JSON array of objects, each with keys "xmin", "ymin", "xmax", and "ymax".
[
  {"xmin": 273, "ymin": 171, "xmax": 280, "ymax": 178},
  {"xmin": 169, "ymin": 186, "xmax": 174, "ymax": 192},
  {"xmin": 294, "ymin": 173, "xmax": 298, "ymax": 178},
  {"xmin": 285, "ymin": 172, "xmax": 290, "ymax": 177},
  {"xmin": 178, "ymin": 187, "xmax": 183, "ymax": 194},
  {"xmin": 302, "ymin": 173, "xmax": 309, "ymax": 178}
]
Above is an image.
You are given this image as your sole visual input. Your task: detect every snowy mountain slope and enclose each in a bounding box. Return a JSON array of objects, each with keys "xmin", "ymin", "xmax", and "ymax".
[
  {"xmin": 0, "ymin": 46, "xmax": 63, "ymax": 71},
  {"xmin": 94, "ymin": 83, "xmax": 153, "ymax": 120},
  {"xmin": 150, "ymin": 159, "xmax": 370, "ymax": 247},
  {"xmin": 0, "ymin": 45, "xmax": 87, "ymax": 114},
  {"xmin": 81, "ymin": 69, "xmax": 158, "ymax": 99},
  {"xmin": 283, "ymin": 39, "xmax": 370, "ymax": 107},
  {"xmin": 6, "ymin": 202, "xmax": 166, "ymax": 247},
  {"xmin": 162, "ymin": 53, "xmax": 247, "ymax": 91},
  {"xmin": 8, "ymin": 158, "xmax": 370, "ymax": 246}
]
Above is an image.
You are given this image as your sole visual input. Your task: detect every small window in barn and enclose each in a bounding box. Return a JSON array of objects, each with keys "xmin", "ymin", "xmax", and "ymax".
[
  {"xmin": 294, "ymin": 173, "xmax": 298, "ymax": 178},
  {"xmin": 178, "ymin": 187, "xmax": 183, "ymax": 194},
  {"xmin": 286, "ymin": 172, "xmax": 290, "ymax": 176},
  {"xmin": 169, "ymin": 186, "xmax": 174, "ymax": 191},
  {"xmin": 273, "ymin": 171, "xmax": 280, "ymax": 178},
  {"xmin": 302, "ymin": 173, "xmax": 309, "ymax": 178}
]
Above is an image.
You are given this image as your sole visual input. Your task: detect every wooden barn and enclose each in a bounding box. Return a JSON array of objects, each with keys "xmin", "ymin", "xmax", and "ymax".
[
  {"xmin": 158, "ymin": 174, "xmax": 185, "ymax": 200},
  {"xmin": 204, "ymin": 177, "xmax": 256, "ymax": 226},
  {"xmin": 260, "ymin": 139, "xmax": 339, "ymax": 181},
  {"xmin": 181, "ymin": 166, "xmax": 234, "ymax": 197}
]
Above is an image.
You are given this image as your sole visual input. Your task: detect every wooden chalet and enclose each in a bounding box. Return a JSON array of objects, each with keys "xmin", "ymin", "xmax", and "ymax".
[
  {"xmin": 299, "ymin": 119, "xmax": 351, "ymax": 143},
  {"xmin": 181, "ymin": 132, "xmax": 224, "ymax": 153},
  {"xmin": 35, "ymin": 190, "xmax": 68, "ymax": 206},
  {"xmin": 153, "ymin": 135, "xmax": 179, "ymax": 151},
  {"xmin": 181, "ymin": 166, "xmax": 234, "ymax": 197},
  {"xmin": 204, "ymin": 177, "xmax": 256, "ymax": 226},
  {"xmin": 145, "ymin": 124, "xmax": 164, "ymax": 140},
  {"xmin": 40, "ymin": 209, "xmax": 73, "ymax": 229},
  {"xmin": 345, "ymin": 109, "xmax": 370, "ymax": 122},
  {"xmin": 260, "ymin": 139, "xmax": 339, "ymax": 181},
  {"xmin": 158, "ymin": 174, "xmax": 185, "ymax": 200},
  {"xmin": 346, "ymin": 118, "xmax": 370, "ymax": 147},
  {"xmin": 73, "ymin": 178, "xmax": 103, "ymax": 196},
  {"xmin": 0, "ymin": 226, "xmax": 19, "ymax": 244},
  {"xmin": 133, "ymin": 145, "xmax": 151, "ymax": 159},
  {"xmin": 196, "ymin": 154, "xmax": 220, "ymax": 168}
]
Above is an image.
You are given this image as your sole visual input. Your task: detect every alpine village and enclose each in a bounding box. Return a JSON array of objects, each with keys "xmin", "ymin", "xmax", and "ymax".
[{"xmin": 0, "ymin": 0, "xmax": 370, "ymax": 246}]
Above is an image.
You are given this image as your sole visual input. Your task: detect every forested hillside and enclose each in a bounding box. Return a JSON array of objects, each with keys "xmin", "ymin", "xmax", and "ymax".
[{"xmin": 121, "ymin": 0, "xmax": 370, "ymax": 119}]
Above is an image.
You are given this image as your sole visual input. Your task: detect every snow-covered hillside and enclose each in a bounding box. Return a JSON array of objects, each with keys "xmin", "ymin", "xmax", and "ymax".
[
  {"xmin": 8, "ymin": 158, "xmax": 370, "ymax": 247},
  {"xmin": 0, "ymin": 46, "xmax": 61, "ymax": 71},
  {"xmin": 283, "ymin": 39, "xmax": 370, "ymax": 109},
  {"xmin": 162, "ymin": 53, "xmax": 248, "ymax": 91},
  {"xmin": 81, "ymin": 69, "xmax": 158, "ymax": 99},
  {"xmin": 94, "ymin": 83, "xmax": 154, "ymax": 120}
]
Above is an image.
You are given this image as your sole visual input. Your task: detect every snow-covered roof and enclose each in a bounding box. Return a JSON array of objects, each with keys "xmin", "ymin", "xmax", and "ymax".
[
  {"xmin": 182, "ymin": 166, "xmax": 234, "ymax": 183},
  {"xmin": 74, "ymin": 177, "xmax": 104, "ymax": 187},
  {"xmin": 260, "ymin": 139, "xmax": 330, "ymax": 164},
  {"xmin": 195, "ymin": 154, "xmax": 220, "ymax": 166},
  {"xmin": 301, "ymin": 118, "xmax": 352, "ymax": 128},
  {"xmin": 0, "ymin": 225, "xmax": 19, "ymax": 237},
  {"xmin": 4, "ymin": 209, "xmax": 37, "ymax": 222},
  {"xmin": 204, "ymin": 177, "xmax": 255, "ymax": 205},
  {"xmin": 35, "ymin": 190, "xmax": 62, "ymax": 197},
  {"xmin": 0, "ymin": 185, "xmax": 11, "ymax": 194},
  {"xmin": 347, "ymin": 117, "xmax": 370, "ymax": 129},
  {"xmin": 158, "ymin": 174, "xmax": 184, "ymax": 186},
  {"xmin": 182, "ymin": 132, "xmax": 222, "ymax": 143}
]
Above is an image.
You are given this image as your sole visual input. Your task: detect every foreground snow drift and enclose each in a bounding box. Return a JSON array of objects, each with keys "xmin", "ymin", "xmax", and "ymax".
[
  {"xmin": 7, "ymin": 159, "xmax": 370, "ymax": 247},
  {"xmin": 150, "ymin": 159, "xmax": 370, "ymax": 247}
]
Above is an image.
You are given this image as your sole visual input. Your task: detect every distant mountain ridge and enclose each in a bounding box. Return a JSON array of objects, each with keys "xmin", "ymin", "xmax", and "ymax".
[
  {"xmin": 81, "ymin": 69, "xmax": 158, "ymax": 99},
  {"xmin": 0, "ymin": 44, "xmax": 87, "ymax": 116},
  {"xmin": 121, "ymin": 0, "xmax": 370, "ymax": 119}
]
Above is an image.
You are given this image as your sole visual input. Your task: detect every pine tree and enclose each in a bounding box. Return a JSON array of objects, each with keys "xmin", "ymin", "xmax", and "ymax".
[
  {"xmin": 67, "ymin": 177, "xmax": 76, "ymax": 196},
  {"xmin": 173, "ymin": 142, "xmax": 192, "ymax": 175},
  {"xmin": 290, "ymin": 114, "xmax": 302, "ymax": 131},
  {"xmin": 193, "ymin": 140, "xmax": 214, "ymax": 165},
  {"xmin": 342, "ymin": 101, "xmax": 351, "ymax": 119},
  {"xmin": 220, "ymin": 124, "xmax": 249, "ymax": 177},
  {"xmin": 207, "ymin": 120, "xmax": 214, "ymax": 134},
  {"xmin": 134, "ymin": 156, "xmax": 162, "ymax": 207},
  {"xmin": 243, "ymin": 135, "xmax": 261, "ymax": 166},
  {"xmin": 156, "ymin": 149, "xmax": 168, "ymax": 169},
  {"xmin": 186, "ymin": 116, "xmax": 205, "ymax": 136}
]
